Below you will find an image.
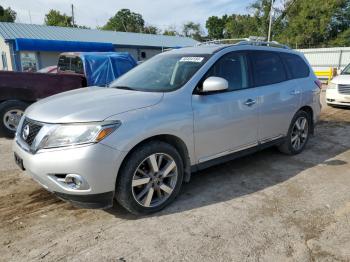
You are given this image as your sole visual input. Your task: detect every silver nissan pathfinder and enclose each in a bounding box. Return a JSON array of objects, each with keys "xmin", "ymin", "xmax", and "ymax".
[{"xmin": 13, "ymin": 42, "xmax": 321, "ymax": 214}]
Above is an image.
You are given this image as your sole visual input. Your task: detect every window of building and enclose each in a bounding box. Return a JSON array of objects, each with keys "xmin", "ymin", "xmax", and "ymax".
[
  {"xmin": 1, "ymin": 52, "xmax": 8, "ymax": 70},
  {"xmin": 251, "ymin": 51, "xmax": 287, "ymax": 86},
  {"xmin": 20, "ymin": 52, "xmax": 38, "ymax": 72},
  {"xmin": 141, "ymin": 51, "xmax": 147, "ymax": 59}
]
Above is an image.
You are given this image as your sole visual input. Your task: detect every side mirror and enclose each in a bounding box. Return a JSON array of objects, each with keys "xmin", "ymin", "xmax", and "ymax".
[{"xmin": 201, "ymin": 77, "xmax": 228, "ymax": 93}]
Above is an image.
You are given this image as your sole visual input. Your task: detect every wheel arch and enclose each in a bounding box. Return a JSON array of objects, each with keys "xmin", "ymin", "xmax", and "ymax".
[
  {"xmin": 117, "ymin": 134, "xmax": 192, "ymax": 185},
  {"xmin": 298, "ymin": 105, "xmax": 314, "ymax": 134}
]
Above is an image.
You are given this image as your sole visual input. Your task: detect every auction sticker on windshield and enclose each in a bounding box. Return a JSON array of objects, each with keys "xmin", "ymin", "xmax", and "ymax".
[{"xmin": 180, "ymin": 57, "xmax": 204, "ymax": 63}]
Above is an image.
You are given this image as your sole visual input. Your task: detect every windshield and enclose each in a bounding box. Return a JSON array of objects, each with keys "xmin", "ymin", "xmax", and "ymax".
[
  {"xmin": 341, "ymin": 64, "xmax": 350, "ymax": 75},
  {"xmin": 109, "ymin": 53, "xmax": 209, "ymax": 92}
]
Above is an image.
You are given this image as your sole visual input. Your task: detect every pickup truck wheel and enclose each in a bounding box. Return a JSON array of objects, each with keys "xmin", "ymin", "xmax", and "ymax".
[
  {"xmin": 115, "ymin": 141, "xmax": 184, "ymax": 215},
  {"xmin": 0, "ymin": 100, "xmax": 29, "ymax": 138}
]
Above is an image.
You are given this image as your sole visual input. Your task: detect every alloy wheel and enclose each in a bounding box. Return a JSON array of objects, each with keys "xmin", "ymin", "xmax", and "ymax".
[
  {"xmin": 291, "ymin": 116, "xmax": 309, "ymax": 151},
  {"xmin": 131, "ymin": 153, "xmax": 178, "ymax": 208}
]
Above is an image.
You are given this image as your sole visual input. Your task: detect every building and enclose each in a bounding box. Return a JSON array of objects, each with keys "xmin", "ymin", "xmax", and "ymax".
[{"xmin": 0, "ymin": 22, "xmax": 198, "ymax": 72}]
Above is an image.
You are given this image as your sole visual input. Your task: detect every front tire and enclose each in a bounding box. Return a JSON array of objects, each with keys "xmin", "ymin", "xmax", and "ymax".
[
  {"xmin": 115, "ymin": 141, "xmax": 184, "ymax": 215},
  {"xmin": 0, "ymin": 100, "xmax": 29, "ymax": 138},
  {"xmin": 278, "ymin": 110, "xmax": 311, "ymax": 155}
]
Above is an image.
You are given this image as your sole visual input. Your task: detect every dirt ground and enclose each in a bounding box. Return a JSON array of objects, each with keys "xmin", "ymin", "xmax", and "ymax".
[{"xmin": 1, "ymin": 91, "xmax": 350, "ymax": 262}]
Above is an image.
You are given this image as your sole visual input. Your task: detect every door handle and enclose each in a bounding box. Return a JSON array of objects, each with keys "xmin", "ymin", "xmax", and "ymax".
[
  {"xmin": 290, "ymin": 90, "xmax": 301, "ymax": 95},
  {"xmin": 244, "ymin": 99, "xmax": 256, "ymax": 107}
]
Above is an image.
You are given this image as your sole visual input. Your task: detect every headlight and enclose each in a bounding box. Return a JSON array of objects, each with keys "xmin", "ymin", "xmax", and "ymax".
[
  {"xmin": 327, "ymin": 82, "xmax": 337, "ymax": 89},
  {"xmin": 38, "ymin": 121, "xmax": 121, "ymax": 149}
]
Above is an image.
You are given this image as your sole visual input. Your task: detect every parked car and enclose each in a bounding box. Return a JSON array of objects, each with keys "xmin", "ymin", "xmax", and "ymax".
[
  {"xmin": 326, "ymin": 63, "xmax": 350, "ymax": 107},
  {"xmin": 0, "ymin": 52, "xmax": 136, "ymax": 137},
  {"xmin": 13, "ymin": 43, "xmax": 321, "ymax": 215}
]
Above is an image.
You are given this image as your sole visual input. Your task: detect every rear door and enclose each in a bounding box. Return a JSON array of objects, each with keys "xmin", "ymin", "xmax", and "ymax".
[{"xmin": 250, "ymin": 51, "xmax": 301, "ymax": 142}]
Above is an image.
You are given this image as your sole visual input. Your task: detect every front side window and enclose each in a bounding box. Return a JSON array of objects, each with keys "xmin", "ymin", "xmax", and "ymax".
[
  {"xmin": 280, "ymin": 53, "xmax": 309, "ymax": 79},
  {"xmin": 110, "ymin": 54, "xmax": 209, "ymax": 92},
  {"xmin": 202, "ymin": 52, "xmax": 250, "ymax": 91},
  {"xmin": 251, "ymin": 51, "xmax": 287, "ymax": 86}
]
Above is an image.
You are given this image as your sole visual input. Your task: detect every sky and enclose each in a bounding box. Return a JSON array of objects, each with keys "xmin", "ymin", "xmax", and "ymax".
[{"xmin": 1, "ymin": 0, "xmax": 256, "ymax": 31}]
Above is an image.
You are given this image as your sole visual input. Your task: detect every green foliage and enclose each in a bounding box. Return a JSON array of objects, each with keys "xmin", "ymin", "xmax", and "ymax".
[
  {"xmin": 206, "ymin": 15, "xmax": 227, "ymax": 39},
  {"xmin": 163, "ymin": 26, "xmax": 178, "ymax": 36},
  {"xmin": 44, "ymin": 9, "xmax": 89, "ymax": 29},
  {"xmin": 276, "ymin": 0, "xmax": 349, "ymax": 48},
  {"xmin": 330, "ymin": 28, "xmax": 350, "ymax": 46},
  {"xmin": 0, "ymin": 5, "xmax": 16, "ymax": 22},
  {"xmin": 205, "ymin": 0, "xmax": 350, "ymax": 48},
  {"xmin": 182, "ymin": 22, "xmax": 203, "ymax": 41},
  {"xmin": 144, "ymin": 25, "xmax": 160, "ymax": 34},
  {"xmin": 45, "ymin": 10, "xmax": 73, "ymax": 27},
  {"xmin": 102, "ymin": 9, "xmax": 145, "ymax": 33}
]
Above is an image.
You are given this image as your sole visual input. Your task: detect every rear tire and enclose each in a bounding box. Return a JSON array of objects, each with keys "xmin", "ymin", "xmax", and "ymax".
[
  {"xmin": 115, "ymin": 141, "xmax": 184, "ymax": 215},
  {"xmin": 0, "ymin": 100, "xmax": 29, "ymax": 138},
  {"xmin": 278, "ymin": 110, "xmax": 311, "ymax": 155}
]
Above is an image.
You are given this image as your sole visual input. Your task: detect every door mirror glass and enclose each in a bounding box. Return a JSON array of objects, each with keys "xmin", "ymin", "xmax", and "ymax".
[{"xmin": 202, "ymin": 77, "xmax": 228, "ymax": 93}]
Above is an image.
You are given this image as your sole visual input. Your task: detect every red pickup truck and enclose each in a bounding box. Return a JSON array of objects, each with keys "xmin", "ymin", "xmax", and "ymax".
[{"xmin": 0, "ymin": 52, "xmax": 136, "ymax": 137}]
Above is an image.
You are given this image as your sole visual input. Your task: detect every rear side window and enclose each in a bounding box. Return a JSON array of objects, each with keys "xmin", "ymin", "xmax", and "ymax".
[
  {"xmin": 280, "ymin": 53, "xmax": 310, "ymax": 79},
  {"xmin": 204, "ymin": 52, "xmax": 250, "ymax": 91},
  {"xmin": 251, "ymin": 51, "xmax": 287, "ymax": 86}
]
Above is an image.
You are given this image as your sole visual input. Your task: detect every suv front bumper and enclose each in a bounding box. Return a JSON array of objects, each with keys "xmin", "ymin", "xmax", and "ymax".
[{"xmin": 13, "ymin": 139, "xmax": 126, "ymax": 209}]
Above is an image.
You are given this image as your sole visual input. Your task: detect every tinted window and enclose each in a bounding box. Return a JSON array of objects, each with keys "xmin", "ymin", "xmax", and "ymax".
[
  {"xmin": 251, "ymin": 51, "xmax": 287, "ymax": 86},
  {"xmin": 204, "ymin": 52, "xmax": 250, "ymax": 91},
  {"xmin": 281, "ymin": 53, "xmax": 309, "ymax": 79}
]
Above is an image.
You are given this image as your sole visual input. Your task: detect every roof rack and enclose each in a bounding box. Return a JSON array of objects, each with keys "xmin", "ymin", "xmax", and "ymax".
[
  {"xmin": 198, "ymin": 36, "xmax": 291, "ymax": 50},
  {"xmin": 236, "ymin": 40, "xmax": 291, "ymax": 49}
]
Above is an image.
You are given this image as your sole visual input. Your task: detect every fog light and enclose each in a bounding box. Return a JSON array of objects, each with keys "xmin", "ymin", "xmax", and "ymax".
[{"xmin": 64, "ymin": 174, "xmax": 83, "ymax": 189}]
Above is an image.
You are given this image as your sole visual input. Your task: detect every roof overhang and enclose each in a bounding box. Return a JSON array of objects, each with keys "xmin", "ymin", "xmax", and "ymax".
[{"xmin": 14, "ymin": 38, "xmax": 114, "ymax": 52}]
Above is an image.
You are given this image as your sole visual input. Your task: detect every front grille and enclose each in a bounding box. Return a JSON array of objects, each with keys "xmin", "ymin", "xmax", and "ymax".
[
  {"xmin": 21, "ymin": 118, "xmax": 43, "ymax": 146},
  {"xmin": 338, "ymin": 84, "xmax": 350, "ymax": 95}
]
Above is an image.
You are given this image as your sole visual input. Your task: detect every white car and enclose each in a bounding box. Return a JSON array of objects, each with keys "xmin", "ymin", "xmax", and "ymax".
[{"xmin": 326, "ymin": 64, "xmax": 350, "ymax": 107}]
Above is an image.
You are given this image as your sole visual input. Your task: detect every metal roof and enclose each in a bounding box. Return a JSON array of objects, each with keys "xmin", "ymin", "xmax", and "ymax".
[{"xmin": 0, "ymin": 22, "xmax": 198, "ymax": 48}]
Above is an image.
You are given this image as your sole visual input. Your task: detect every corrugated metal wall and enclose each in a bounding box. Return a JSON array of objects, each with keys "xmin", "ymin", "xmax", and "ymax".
[{"xmin": 297, "ymin": 47, "xmax": 350, "ymax": 71}]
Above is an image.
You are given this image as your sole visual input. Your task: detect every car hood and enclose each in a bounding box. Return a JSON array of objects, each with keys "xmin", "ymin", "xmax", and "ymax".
[
  {"xmin": 331, "ymin": 74, "xmax": 350, "ymax": 85},
  {"xmin": 25, "ymin": 87, "xmax": 164, "ymax": 123}
]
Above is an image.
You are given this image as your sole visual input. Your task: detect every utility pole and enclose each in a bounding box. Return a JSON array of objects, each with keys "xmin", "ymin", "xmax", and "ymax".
[
  {"xmin": 71, "ymin": 4, "xmax": 75, "ymax": 27},
  {"xmin": 267, "ymin": 0, "xmax": 274, "ymax": 42}
]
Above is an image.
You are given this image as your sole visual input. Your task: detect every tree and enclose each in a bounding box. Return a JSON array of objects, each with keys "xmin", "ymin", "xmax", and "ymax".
[
  {"xmin": 45, "ymin": 10, "xmax": 73, "ymax": 27},
  {"xmin": 330, "ymin": 28, "xmax": 350, "ymax": 46},
  {"xmin": 206, "ymin": 15, "xmax": 227, "ymax": 39},
  {"xmin": 143, "ymin": 25, "xmax": 160, "ymax": 34},
  {"xmin": 225, "ymin": 14, "xmax": 259, "ymax": 39},
  {"xmin": 275, "ymin": 0, "xmax": 348, "ymax": 48},
  {"xmin": 0, "ymin": 5, "xmax": 16, "ymax": 22},
  {"xmin": 102, "ymin": 9, "xmax": 145, "ymax": 33},
  {"xmin": 163, "ymin": 26, "xmax": 179, "ymax": 36},
  {"xmin": 182, "ymin": 22, "xmax": 203, "ymax": 41}
]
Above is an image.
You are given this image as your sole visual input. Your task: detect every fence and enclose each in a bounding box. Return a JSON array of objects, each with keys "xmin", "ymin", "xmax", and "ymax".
[{"xmin": 297, "ymin": 47, "xmax": 350, "ymax": 71}]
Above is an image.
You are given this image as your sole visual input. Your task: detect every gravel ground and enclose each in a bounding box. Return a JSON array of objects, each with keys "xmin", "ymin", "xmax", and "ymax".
[{"xmin": 1, "ymin": 91, "xmax": 350, "ymax": 261}]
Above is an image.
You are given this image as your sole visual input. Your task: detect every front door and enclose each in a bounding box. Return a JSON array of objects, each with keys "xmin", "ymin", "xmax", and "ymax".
[{"xmin": 192, "ymin": 51, "xmax": 259, "ymax": 163}]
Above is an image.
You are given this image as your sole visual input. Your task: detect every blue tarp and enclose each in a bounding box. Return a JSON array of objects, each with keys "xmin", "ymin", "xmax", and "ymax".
[
  {"xmin": 79, "ymin": 52, "xmax": 137, "ymax": 86},
  {"xmin": 15, "ymin": 38, "xmax": 114, "ymax": 52}
]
